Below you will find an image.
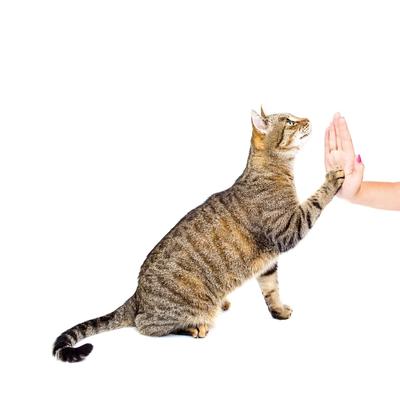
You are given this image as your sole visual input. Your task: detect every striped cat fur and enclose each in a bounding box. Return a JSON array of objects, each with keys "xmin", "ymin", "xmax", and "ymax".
[{"xmin": 53, "ymin": 107, "xmax": 344, "ymax": 362}]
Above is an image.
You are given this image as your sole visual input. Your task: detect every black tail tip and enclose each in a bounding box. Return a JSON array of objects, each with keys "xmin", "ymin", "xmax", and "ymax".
[{"xmin": 56, "ymin": 343, "xmax": 94, "ymax": 363}]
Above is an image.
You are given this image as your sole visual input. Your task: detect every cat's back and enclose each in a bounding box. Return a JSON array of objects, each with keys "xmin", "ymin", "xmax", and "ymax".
[{"xmin": 137, "ymin": 184, "xmax": 259, "ymax": 281}]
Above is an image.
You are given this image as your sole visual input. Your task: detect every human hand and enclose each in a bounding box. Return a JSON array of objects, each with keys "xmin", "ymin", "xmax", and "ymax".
[{"xmin": 324, "ymin": 113, "xmax": 364, "ymax": 200}]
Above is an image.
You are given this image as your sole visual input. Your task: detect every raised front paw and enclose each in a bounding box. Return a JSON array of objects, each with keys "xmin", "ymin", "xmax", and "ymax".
[
  {"xmin": 269, "ymin": 304, "xmax": 293, "ymax": 320},
  {"xmin": 326, "ymin": 168, "xmax": 345, "ymax": 191}
]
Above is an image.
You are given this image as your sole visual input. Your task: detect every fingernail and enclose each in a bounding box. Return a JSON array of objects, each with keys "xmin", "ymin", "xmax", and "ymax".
[{"xmin": 356, "ymin": 154, "xmax": 362, "ymax": 163}]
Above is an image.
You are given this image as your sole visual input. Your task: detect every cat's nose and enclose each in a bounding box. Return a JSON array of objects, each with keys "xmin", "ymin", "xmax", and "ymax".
[{"xmin": 301, "ymin": 119, "xmax": 310, "ymax": 128}]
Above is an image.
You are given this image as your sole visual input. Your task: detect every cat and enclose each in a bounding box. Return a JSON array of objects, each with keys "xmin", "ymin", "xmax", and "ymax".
[{"xmin": 53, "ymin": 107, "xmax": 344, "ymax": 362}]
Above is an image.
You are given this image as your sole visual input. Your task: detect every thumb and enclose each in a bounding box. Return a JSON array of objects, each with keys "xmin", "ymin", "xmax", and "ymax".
[{"xmin": 353, "ymin": 154, "xmax": 365, "ymax": 177}]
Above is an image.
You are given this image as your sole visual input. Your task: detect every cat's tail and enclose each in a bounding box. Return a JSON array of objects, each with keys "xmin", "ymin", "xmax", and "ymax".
[{"xmin": 52, "ymin": 295, "xmax": 138, "ymax": 363}]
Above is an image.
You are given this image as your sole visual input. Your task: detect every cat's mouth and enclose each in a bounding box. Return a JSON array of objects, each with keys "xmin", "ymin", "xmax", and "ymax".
[
  {"xmin": 300, "ymin": 124, "xmax": 311, "ymax": 140},
  {"xmin": 299, "ymin": 121, "xmax": 311, "ymax": 140},
  {"xmin": 300, "ymin": 132, "xmax": 310, "ymax": 140}
]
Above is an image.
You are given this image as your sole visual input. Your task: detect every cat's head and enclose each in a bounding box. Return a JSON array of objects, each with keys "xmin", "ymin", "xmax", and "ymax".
[{"xmin": 250, "ymin": 107, "xmax": 311, "ymax": 158}]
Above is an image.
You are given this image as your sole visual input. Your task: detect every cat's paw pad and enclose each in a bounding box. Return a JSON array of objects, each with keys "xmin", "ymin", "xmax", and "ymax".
[
  {"xmin": 327, "ymin": 168, "xmax": 345, "ymax": 189},
  {"xmin": 270, "ymin": 305, "xmax": 293, "ymax": 320},
  {"xmin": 221, "ymin": 299, "xmax": 231, "ymax": 311}
]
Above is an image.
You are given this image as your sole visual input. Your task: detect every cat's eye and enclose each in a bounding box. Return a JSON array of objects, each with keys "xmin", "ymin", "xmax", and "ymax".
[{"xmin": 286, "ymin": 118, "xmax": 295, "ymax": 126}]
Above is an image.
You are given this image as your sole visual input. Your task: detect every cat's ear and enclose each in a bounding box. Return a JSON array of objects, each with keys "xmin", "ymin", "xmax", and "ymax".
[
  {"xmin": 260, "ymin": 105, "xmax": 267, "ymax": 119},
  {"xmin": 251, "ymin": 110, "xmax": 268, "ymax": 134}
]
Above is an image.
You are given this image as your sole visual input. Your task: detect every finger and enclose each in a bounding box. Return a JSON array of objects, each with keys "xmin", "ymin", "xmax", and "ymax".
[
  {"xmin": 333, "ymin": 111, "xmax": 341, "ymax": 121},
  {"xmin": 333, "ymin": 113, "xmax": 343, "ymax": 150},
  {"xmin": 329, "ymin": 122, "xmax": 337, "ymax": 151},
  {"xmin": 349, "ymin": 157, "xmax": 365, "ymax": 189},
  {"xmin": 339, "ymin": 116, "xmax": 355, "ymax": 156},
  {"xmin": 354, "ymin": 158, "xmax": 365, "ymax": 174}
]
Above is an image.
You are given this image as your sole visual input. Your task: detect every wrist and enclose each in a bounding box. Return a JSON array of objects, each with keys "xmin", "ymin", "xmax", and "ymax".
[
  {"xmin": 336, "ymin": 182, "xmax": 363, "ymax": 202},
  {"xmin": 347, "ymin": 184, "xmax": 364, "ymax": 204}
]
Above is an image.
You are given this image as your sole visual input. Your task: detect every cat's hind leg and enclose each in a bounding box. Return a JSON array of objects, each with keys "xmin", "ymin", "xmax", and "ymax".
[
  {"xmin": 136, "ymin": 310, "xmax": 214, "ymax": 338},
  {"xmin": 135, "ymin": 313, "xmax": 179, "ymax": 337},
  {"xmin": 257, "ymin": 263, "xmax": 292, "ymax": 320}
]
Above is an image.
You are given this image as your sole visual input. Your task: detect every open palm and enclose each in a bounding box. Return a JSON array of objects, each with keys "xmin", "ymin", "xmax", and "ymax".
[{"xmin": 324, "ymin": 113, "xmax": 364, "ymax": 199}]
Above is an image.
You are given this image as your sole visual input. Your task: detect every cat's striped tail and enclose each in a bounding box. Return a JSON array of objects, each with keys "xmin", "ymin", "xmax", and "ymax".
[{"xmin": 53, "ymin": 296, "xmax": 137, "ymax": 363}]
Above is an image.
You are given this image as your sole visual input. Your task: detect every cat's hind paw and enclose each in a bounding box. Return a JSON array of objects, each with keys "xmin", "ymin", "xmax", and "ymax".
[
  {"xmin": 270, "ymin": 304, "xmax": 293, "ymax": 320},
  {"xmin": 179, "ymin": 324, "xmax": 209, "ymax": 338}
]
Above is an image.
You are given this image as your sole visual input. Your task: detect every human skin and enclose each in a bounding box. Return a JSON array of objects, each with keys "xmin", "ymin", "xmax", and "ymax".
[{"xmin": 324, "ymin": 112, "xmax": 400, "ymax": 211}]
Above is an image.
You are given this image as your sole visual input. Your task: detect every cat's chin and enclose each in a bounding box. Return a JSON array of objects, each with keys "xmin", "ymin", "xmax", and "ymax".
[{"xmin": 296, "ymin": 134, "xmax": 310, "ymax": 149}]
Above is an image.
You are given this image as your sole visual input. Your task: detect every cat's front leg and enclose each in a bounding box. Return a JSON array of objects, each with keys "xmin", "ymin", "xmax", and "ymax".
[
  {"xmin": 307, "ymin": 167, "xmax": 345, "ymax": 211},
  {"xmin": 274, "ymin": 168, "xmax": 344, "ymax": 252},
  {"xmin": 296, "ymin": 167, "xmax": 345, "ymax": 236},
  {"xmin": 257, "ymin": 263, "xmax": 292, "ymax": 320}
]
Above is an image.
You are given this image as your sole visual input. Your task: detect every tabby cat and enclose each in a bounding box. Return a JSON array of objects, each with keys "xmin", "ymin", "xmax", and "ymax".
[{"xmin": 53, "ymin": 108, "xmax": 344, "ymax": 362}]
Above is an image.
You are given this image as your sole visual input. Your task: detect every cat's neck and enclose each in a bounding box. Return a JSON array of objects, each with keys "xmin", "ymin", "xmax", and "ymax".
[{"xmin": 237, "ymin": 148, "xmax": 294, "ymax": 183}]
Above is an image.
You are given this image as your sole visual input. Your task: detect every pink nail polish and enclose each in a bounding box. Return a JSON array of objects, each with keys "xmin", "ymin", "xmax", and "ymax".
[{"xmin": 356, "ymin": 154, "xmax": 362, "ymax": 163}]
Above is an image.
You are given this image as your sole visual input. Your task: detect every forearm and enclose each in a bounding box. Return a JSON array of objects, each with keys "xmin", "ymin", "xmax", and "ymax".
[{"xmin": 350, "ymin": 182, "xmax": 400, "ymax": 210}]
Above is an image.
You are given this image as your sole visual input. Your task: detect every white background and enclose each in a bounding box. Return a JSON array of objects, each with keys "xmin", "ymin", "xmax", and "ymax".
[{"xmin": 1, "ymin": 1, "xmax": 399, "ymax": 399}]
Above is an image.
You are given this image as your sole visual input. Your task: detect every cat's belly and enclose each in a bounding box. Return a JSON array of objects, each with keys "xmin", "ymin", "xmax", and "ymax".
[
  {"xmin": 218, "ymin": 252, "xmax": 279, "ymax": 295},
  {"xmin": 249, "ymin": 252, "xmax": 279, "ymax": 277}
]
